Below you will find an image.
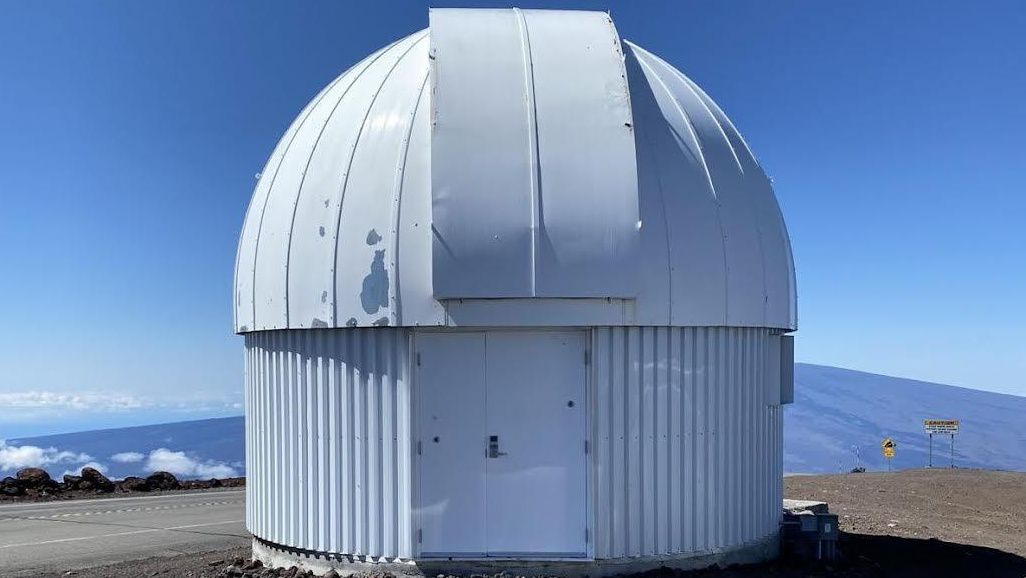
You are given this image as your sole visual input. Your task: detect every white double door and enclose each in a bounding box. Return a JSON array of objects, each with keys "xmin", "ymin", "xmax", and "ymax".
[{"xmin": 416, "ymin": 331, "xmax": 587, "ymax": 558}]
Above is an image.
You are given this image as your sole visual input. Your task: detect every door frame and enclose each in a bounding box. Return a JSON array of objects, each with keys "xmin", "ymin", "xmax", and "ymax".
[{"xmin": 410, "ymin": 327, "xmax": 594, "ymax": 561}]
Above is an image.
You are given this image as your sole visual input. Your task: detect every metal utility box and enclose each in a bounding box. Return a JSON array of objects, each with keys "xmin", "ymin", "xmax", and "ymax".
[{"xmin": 782, "ymin": 511, "xmax": 839, "ymax": 561}]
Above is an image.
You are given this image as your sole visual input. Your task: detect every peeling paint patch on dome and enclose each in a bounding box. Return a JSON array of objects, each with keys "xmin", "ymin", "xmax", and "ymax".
[{"xmin": 360, "ymin": 250, "xmax": 389, "ymax": 315}]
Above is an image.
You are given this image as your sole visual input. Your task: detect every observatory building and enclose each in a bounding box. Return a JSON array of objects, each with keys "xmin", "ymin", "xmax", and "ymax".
[{"xmin": 235, "ymin": 8, "xmax": 796, "ymax": 575}]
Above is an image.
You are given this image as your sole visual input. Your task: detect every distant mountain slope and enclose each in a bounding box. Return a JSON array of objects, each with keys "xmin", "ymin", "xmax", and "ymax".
[
  {"xmin": 4, "ymin": 365, "xmax": 1024, "ymax": 479},
  {"xmin": 3, "ymin": 416, "xmax": 244, "ymax": 479},
  {"xmin": 787, "ymin": 364, "xmax": 1026, "ymax": 473}
]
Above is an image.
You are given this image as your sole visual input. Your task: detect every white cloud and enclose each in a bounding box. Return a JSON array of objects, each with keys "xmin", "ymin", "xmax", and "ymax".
[
  {"xmin": 0, "ymin": 443, "xmax": 46, "ymax": 470},
  {"xmin": 0, "ymin": 391, "xmax": 149, "ymax": 411},
  {"xmin": 145, "ymin": 448, "xmax": 238, "ymax": 479},
  {"xmin": 0, "ymin": 391, "xmax": 244, "ymax": 429},
  {"xmin": 0, "ymin": 440, "xmax": 93, "ymax": 472},
  {"xmin": 110, "ymin": 451, "xmax": 145, "ymax": 463}
]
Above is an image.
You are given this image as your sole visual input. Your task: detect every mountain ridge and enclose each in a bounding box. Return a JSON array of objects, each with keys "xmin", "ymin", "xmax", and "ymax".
[{"xmin": 3, "ymin": 364, "xmax": 1024, "ymax": 478}]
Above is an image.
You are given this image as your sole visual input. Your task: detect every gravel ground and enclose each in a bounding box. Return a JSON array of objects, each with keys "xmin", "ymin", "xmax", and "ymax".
[
  {"xmin": 785, "ymin": 468, "xmax": 1026, "ymax": 557},
  {"xmin": 32, "ymin": 469, "xmax": 1026, "ymax": 578},
  {"xmin": 38, "ymin": 546, "xmax": 252, "ymax": 578}
]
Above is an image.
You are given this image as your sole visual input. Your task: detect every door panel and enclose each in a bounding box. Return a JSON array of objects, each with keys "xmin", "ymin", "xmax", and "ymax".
[
  {"xmin": 416, "ymin": 330, "xmax": 587, "ymax": 558},
  {"xmin": 485, "ymin": 332, "xmax": 588, "ymax": 556},
  {"xmin": 416, "ymin": 333, "xmax": 487, "ymax": 556}
]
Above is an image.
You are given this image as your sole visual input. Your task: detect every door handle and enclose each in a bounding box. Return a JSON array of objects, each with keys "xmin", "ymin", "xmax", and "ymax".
[{"xmin": 488, "ymin": 435, "xmax": 507, "ymax": 458}]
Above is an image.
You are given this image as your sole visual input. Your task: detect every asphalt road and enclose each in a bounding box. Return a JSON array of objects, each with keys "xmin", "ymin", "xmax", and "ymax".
[{"xmin": 0, "ymin": 489, "xmax": 249, "ymax": 577}]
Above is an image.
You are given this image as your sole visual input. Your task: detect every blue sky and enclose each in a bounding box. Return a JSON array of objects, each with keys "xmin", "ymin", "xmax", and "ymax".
[{"xmin": 1, "ymin": 1, "xmax": 1023, "ymax": 436}]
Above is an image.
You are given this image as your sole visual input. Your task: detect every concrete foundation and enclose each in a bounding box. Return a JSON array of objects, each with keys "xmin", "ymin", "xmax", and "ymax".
[
  {"xmin": 252, "ymin": 533, "xmax": 780, "ymax": 578},
  {"xmin": 783, "ymin": 499, "xmax": 830, "ymax": 515}
]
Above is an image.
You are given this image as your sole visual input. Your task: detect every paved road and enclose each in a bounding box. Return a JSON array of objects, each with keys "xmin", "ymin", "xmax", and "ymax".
[{"xmin": 0, "ymin": 489, "xmax": 248, "ymax": 577}]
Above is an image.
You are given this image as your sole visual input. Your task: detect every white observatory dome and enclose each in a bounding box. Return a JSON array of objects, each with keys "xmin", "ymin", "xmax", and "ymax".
[
  {"xmin": 233, "ymin": 9, "xmax": 796, "ymax": 334},
  {"xmin": 238, "ymin": 9, "xmax": 797, "ymax": 572}
]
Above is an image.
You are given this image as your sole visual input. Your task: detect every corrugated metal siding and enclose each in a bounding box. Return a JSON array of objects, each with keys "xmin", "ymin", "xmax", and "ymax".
[
  {"xmin": 244, "ymin": 325, "xmax": 783, "ymax": 562},
  {"xmin": 591, "ymin": 327, "xmax": 783, "ymax": 559},
  {"xmin": 245, "ymin": 328, "xmax": 413, "ymax": 559}
]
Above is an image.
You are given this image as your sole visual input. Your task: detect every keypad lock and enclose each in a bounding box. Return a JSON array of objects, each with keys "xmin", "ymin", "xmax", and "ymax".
[{"xmin": 488, "ymin": 435, "xmax": 507, "ymax": 458}]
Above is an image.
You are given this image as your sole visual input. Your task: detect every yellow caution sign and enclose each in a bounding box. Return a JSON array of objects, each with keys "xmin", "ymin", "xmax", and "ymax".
[{"xmin": 881, "ymin": 437, "xmax": 896, "ymax": 467}]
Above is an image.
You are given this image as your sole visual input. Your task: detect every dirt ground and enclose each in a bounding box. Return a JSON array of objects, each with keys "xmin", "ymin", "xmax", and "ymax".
[
  {"xmin": 35, "ymin": 469, "xmax": 1026, "ymax": 578},
  {"xmin": 785, "ymin": 468, "xmax": 1026, "ymax": 557}
]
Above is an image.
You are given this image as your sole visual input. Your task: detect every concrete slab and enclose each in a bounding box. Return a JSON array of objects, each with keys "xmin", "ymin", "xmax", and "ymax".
[{"xmin": 783, "ymin": 499, "xmax": 829, "ymax": 515}]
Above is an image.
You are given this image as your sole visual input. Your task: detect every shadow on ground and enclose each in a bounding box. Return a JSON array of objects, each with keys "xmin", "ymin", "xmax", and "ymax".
[{"xmin": 629, "ymin": 533, "xmax": 1026, "ymax": 578}]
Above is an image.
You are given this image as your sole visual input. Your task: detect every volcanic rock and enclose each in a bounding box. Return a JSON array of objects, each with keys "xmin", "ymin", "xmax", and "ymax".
[
  {"xmin": 1, "ymin": 476, "xmax": 26, "ymax": 496},
  {"xmin": 119, "ymin": 476, "xmax": 149, "ymax": 492},
  {"xmin": 16, "ymin": 467, "xmax": 56, "ymax": 489},
  {"xmin": 146, "ymin": 471, "xmax": 180, "ymax": 490},
  {"xmin": 81, "ymin": 466, "xmax": 115, "ymax": 492}
]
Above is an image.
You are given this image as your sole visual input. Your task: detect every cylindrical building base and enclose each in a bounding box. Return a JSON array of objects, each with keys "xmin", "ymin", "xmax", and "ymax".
[{"xmin": 252, "ymin": 533, "xmax": 779, "ymax": 578}]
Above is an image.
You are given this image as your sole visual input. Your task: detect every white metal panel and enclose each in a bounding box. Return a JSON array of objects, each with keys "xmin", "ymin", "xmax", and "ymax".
[
  {"xmin": 630, "ymin": 46, "xmax": 766, "ymax": 326},
  {"xmin": 591, "ymin": 326, "xmax": 782, "ymax": 559},
  {"xmin": 429, "ymin": 9, "xmax": 534, "ymax": 297},
  {"xmin": 253, "ymin": 66, "xmax": 375, "ymax": 329},
  {"xmin": 485, "ymin": 331, "xmax": 587, "ymax": 556},
  {"xmin": 235, "ymin": 10, "xmax": 796, "ymax": 332},
  {"xmin": 652, "ymin": 55, "xmax": 765, "ymax": 326},
  {"xmin": 245, "ymin": 328, "xmax": 413, "ymax": 559},
  {"xmin": 415, "ymin": 333, "xmax": 488, "ymax": 556},
  {"xmin": 395, "ymin": 79, "xmax": 446, "ymax": 326},
  {"xmin": 235, "ymin": 64, "xmax": 359, "ymax": 333},
  {"xmin": 522, "ymin": 10, "xmax": 640, "ymax": 297},
  {"xmin": 626, "ymin": 48, "xmax": 727, "ymax": 325},
  {"xmin": 677, "ymin": 74, "xmax": 797, "ymax": 330},
  {"xmin": 286, "ymin": 33, "xmax": 426, "ymax": 329},
  {"xmin": 627, "ymin": 43, "xmax": 798, "ymax": 328},
  {"xmin": 335, "ymin": 37, "xmax": 430, "ymax": 327},
  {"xmin": 444, "ymin": 298, "xmax": 630, "ymax": 327},
  {"xmin": 430, "ymin": 9, "xmax": 641, "ymax": 299}
]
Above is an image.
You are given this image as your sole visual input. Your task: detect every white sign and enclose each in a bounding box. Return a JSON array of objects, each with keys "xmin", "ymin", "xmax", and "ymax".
[{"xmin": 924, "ymin": 419, "xmax": 959, "ymax": 434}]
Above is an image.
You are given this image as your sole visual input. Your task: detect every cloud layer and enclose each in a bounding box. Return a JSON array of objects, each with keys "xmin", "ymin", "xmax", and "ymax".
[
  {"xmin": 0, "ymin": 391, "xmax": 147, "ymax": 411},
  {"xmin": 145, "ymin": 448, "xmax": 238, "ymax": 479},
  {"xmin": 0, "ymin": 440, "xmax": 94, "ymax": 472},
  {"xmin": 2, "ymin": 442, "xmax": 238, "ymax": 481},
  {"xmin": 110, "ymin": 451, "xmax": 145, "ymax": 463}
]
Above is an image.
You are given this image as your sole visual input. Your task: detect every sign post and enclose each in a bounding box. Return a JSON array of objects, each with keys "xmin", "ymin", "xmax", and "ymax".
[
  {"xmin": 881, "ymin": 438, "xmax": 896, "ymax": 471},
  {"xmin": 924, "ymin": 419, "xmax": 959, "ymax": 468}
]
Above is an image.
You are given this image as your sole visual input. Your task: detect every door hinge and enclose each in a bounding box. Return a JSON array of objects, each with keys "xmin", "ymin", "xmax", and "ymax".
[
  {"xmin": 584, "ymin": 350, "xmax": 590, "ymax": 365},
  {"xmin": 418, "ymin": 528, "xmax": 423, "ymax": 543},
  {"xmin": 585, "ymin": 528, "xmax": 590, "ymax": 543},
  {"xmin": 417, "ymin": 440, "xmax": 422, "ymax": 456},
  {"xmin": 416, "ymin": 352, "xmax": 421, "ymax": 366},
  {"xmin": 584, "ymin": 440, "xmax": 590, "ymax": 455}
]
